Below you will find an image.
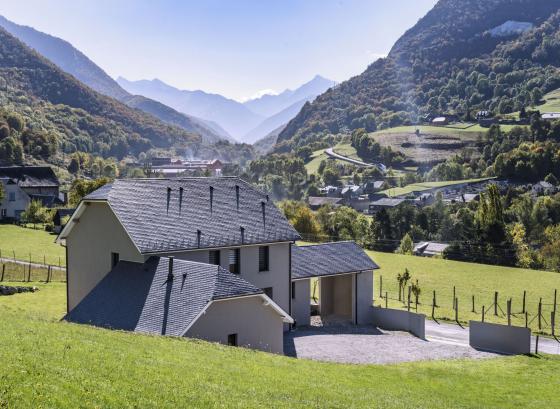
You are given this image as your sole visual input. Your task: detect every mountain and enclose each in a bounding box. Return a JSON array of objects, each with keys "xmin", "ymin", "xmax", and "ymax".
[
  {"xmin": 277, "ymin": 0, "xmax": 560, "ymax": 152},
  {"xmin": 253, "ymin": 125, "xmax": 286, "ymax": 155},
  {"xmin": 0, "ymin": 15, "xmax": 230, "ymax": 145},
  {"xmin": 0, "ymin": 26, "xmax": 200, "ymax": 164},
  {"xmin": 242, "ymin": 98, "xmax": 309, "ymax": 144},
  {"xmin": 117, "ymin": 77, "xmax": 263, "ymax": 140},
  {"xmin": 243, "ymin": 75, "xmax": 336, "ymax": 117}
]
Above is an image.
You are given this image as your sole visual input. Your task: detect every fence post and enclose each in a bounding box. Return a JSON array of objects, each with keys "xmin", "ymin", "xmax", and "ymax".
[
  {"xmin": 27, "ymin": 263, "xmax": 31, "ymax": 282},
  {"xmin": 379, "ymin": 276, "xmax": 383, "ymax": 298},
  {"xmin": 538, "ymin": 298, "xmax": 542, "ymax": 331},
  {"xmin": 494, "ymin": 291, "xmax": 498, "ymax": 316},
  {"xmin": 407, "ymin": 286, "xmax": 411, "ymax": 312},
  {"xmin": 554, "ymin": 289, "xmax": 558, "ymax": 315},
  {"xmin": 536, "ymin": 335, "xmax": 540, "ymax": 355},
  {"xmin": 551, "ymin": 311, "xmax": 556, "ymax": 337},
  {"xmin": 507, "ymin": 299, "xmax": 511, "ymax": 326},
  {"xmin": 453, "ymin": 286, "xmax": 456, "ymax": 310},
  {"xmin": 58, "ymin": 256, "xmax": 61, "ymax": 269},
  {"xmin": 46, "ymin": 266, "xmax": 51, "ymax": 283},
  {"xmin": 385, "ymin": 291, "xmax": 388, "ymax": 309},
  {"xmin": 525, "ymin": 311, "xmax": 528, "ymax": 328},
  {"xmin": 0, "ymin": 264, "xmax": 4, "ymax": 282},
  {"xmin": 522, "ymin": 290, "xmax": 526, "ymax": 314},
  {"xmin": 455, "ymin": 297, "xmax": 459, "ymax": 323},
  {"xmin": 471, "ymin": 295, "xmax": 475, "ymax": 313},
  {"xmin": 482, "ymin": 305, "xmax": 485, "ymax": 322}
]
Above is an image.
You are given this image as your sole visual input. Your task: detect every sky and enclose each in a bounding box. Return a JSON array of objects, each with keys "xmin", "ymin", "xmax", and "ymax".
[{"xmin": 1, "ymin": 0, "xmax": 437, "ymax": 101}]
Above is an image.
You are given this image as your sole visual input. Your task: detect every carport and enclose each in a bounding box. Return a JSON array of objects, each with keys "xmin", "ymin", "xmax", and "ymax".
[{"xmin": 291, "ymin": 242, "xmax": 379, "ymax": 327}]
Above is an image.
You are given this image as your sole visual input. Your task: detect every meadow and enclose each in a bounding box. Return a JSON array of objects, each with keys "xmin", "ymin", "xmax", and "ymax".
[{"xmin": 0, "ymin": 224, "xmax": 66, "ymax": 266}]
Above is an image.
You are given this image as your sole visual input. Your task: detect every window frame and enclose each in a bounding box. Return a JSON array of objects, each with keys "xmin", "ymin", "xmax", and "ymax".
[
  {"xmin": 258, "ymin": 246, "xmax": 269, "ymax": 272},
  {"xmin": 229, "ymin": 248, "xmax": 240, "ymax": 275},
  {"xmin": 209, "ymin": 249, "xmax": 221, "ymax": 265}
]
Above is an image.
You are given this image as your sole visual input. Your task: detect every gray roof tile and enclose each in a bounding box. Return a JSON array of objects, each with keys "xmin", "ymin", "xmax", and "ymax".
[
  {"xmin": 292, "ymin": 241, "xmax": 379, "ymax": 279},
  {"xmin": 65, "ymin": 257, "xmax": 263, "ymax": 336},
  {"xmin": 83, "ymin": 177, "xmax": 300, "ymax": 253}
]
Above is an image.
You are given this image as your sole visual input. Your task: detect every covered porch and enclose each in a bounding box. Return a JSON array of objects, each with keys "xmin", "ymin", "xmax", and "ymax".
[{"xmin": 291, "ymin": 241, "xmax": 379, "ymax": 327}]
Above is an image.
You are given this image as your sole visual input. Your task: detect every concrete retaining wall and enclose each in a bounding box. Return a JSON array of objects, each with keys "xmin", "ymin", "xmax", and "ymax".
[
  {"xmin": 469, "ymin": 321, "xmax": 530, "ymax": 355},
  {"xmin": 370, "ymin": 306, "xmax": 425, "ymax": 339}
]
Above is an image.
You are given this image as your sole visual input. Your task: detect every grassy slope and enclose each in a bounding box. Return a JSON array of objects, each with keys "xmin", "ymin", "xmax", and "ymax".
[
  {"xmin": 0, "ymin": 225, "xmax": 65, "ymax": 266},
  {"xmin": 369, "ymin": 251, "xmax": 560, "ymax": 333},
  {"xmin": 1, "ymin": 283, "xmax": 560, "ymax": 408},
  {"xmin": 380, "ymin": 177, "xmax": 494, "ymax": 197},
  {"xmin": 538, "ymin": 88, "xmax": 560, "ymax": 113}
]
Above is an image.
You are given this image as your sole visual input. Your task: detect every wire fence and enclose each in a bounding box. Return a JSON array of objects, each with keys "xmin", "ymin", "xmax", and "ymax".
[
  {"xmin": 0, "ymin": 261, "xmax": 66, "ymax": 283},
  {"xmin": 375, "ymin": 275, "xmax": 559, "ymax": 337},
  {"xmin": 0, "ymin": 248, "xmax": 65, "ymax": 269}
]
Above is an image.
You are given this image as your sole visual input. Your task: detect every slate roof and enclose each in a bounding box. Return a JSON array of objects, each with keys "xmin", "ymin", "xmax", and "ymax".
[
  {"xmin": 65, "ymin": 257, "xmax": 264, "ymax": 336},
  {"xmin": 308, "ymin": 196, "xmax": 343, "ymax": 207},
  {"xmin": 291, "ymin": 241, "xmax": 379, "ymax": 280},
  {"xmin": 370, "ymin": 198, "xmax": 407, "ymax": 207},
  {"xmin": 413, "ymin": 242, "xmax": 449, "ymax": 256},
  {"xmin": 81, "ymin": 177, "xmax": 301, "ymax": 253},
  {"xmin": 0, "ymin": 166, "xmax": 59, "ymax": 187}
]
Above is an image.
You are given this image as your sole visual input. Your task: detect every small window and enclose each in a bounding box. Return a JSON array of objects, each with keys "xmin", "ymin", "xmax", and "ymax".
[
  {"xmin": 8, "ymin": 192, "xmax": 15, "ymax": 202},
  {"xmin": 227, "ymin": 333, "xmax": 238, "ymax": 347},
  {"xmin": 229, "ymin": 248, "xmax": 240, "ymax": 274},
  {"xmin": 263, "ymin": 287, "xmax": 273, "ymax": 300},
  {"xmin": 209, "ymin": 250, "xmax": 220, "ymax": 265},
  {"xmin": 1, "ymin": 209, "xmax": 6, "ymax": 218},
  {"xmin": 258, "ymin": 246, "xmax": 269, "ymax": 272},
  {"xmin": 111, "ymin": 252, "xmax": 120, "ymax": 268},
  {"xmin": 291, "ymin": 282, "xmax": 296, "ymax": 299}
]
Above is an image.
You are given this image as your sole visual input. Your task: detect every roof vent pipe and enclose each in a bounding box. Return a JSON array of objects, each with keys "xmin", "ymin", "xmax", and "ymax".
[
  {"xmin": 197, "ymin": 229, "xmax": 202, "ymax": 248},
  {"xmin": 261, "ymin": 201, "xmax": 266, "ymax": 227},
  {"xmin": 209, "ymin": 186, "xmax": 214, "ymax": 213},
  {"xmin": 179, "ymin": 187, "xmax": 184, "ymax": 213},
  {"xmin": 166, "ymin": 187, "xmax": 172, "ymax": 214},
  {"xmin": 168, "ymin": 256, "xmax": 174, "ymax": 280},
  {"xmin": 235, "ymin": 185, "xmax": 240, "ymax": 210}
]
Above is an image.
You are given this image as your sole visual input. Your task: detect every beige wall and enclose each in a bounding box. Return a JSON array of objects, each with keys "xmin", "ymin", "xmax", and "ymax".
[
  {"xmin": 164, "ymin": 242, "xmax": 291, "ymax": 315},
  {"xmin": 320, "ymin": 274, "xmax": 355, "ymax": 321},
  {"xmin": 292, "ymin": 279, "xmax": 311, "ymax": 327},
  {"xmin": 66, "ymin": 202, "xmax": 144, "ymax": 311},
  {"xmin": 185, "ymin": 296, "xmax": 285, "ymax": 354}
]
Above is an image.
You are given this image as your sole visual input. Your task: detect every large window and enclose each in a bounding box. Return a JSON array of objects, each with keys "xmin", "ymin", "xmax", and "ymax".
[
  {"xmin": 229, "ymin": 248, "xmax": 240, "ymax": 274},
  {"xmin": 209, "ymin": 250, "xmax": 220, "ymax": 265},
  {"xmin": 258, "ymin": 246, "xmax": 269, "ymax": 272}
]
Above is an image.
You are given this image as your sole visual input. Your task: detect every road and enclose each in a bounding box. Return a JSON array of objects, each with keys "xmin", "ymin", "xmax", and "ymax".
[
  {"xmin": 324, "ymin": 147, "xmax": 385, "ymax": 171},
  {"xmin": 425, "ymin": 319, "xmax": 560, "ymax": 355}
]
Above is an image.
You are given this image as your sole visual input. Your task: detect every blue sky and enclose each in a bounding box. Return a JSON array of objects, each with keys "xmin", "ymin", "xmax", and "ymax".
[{"xmin": 1, "ymin": 0, "xmax": 437, "ymax": 101}]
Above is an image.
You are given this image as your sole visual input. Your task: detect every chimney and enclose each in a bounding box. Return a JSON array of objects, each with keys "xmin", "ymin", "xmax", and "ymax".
[
  {"xmin": 168, "ymin": 256, "xmax": 174, "ymax": 280},
  {"xmin": 166, "ymin": 187, "xmax": 172, "ymax": 213},
  {"xmin": 261, "ymin": 201, "xmax": 266, "ymax": 226},
  {"xmin": 235, "ymin": 185, "xmax": 240, "ymax": 210},
  {"xmin": 209, "ymin": 185, "xmax": 214, "ymax": 213},
  {"xmin": 179, "ymin": 187, "xmax": 184, "ymax": 213}
]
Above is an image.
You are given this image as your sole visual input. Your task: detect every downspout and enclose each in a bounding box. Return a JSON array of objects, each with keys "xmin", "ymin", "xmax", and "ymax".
[
  {"xmin": 65, "ymin": 245, "xmax": 69, "ymax": 314},
  {"xmin": 354, "ymin": 272, "xmax": 358, "ymax": 325},
  {"xmin": 288, "ymin": 242, "xmax": 292, "ymax": 328}
]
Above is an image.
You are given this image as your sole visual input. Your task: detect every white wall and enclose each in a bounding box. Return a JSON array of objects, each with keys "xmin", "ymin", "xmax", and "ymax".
[
  {"xmin": 356, "ymin": 271, "xmax": 374, "ymax": 325},
  {"xmin": 66, "ymin": 202, "xmax": 144, "ymax": 311},
  {"xmin": 186, "ymin": 296, "xmax": 285, "ymax": 354},
  {"xmin": 292, "ymin": 279, "xmax": 311, "ymax": 327},
  {"xmin": 0, "ymin": 181, "xmax": 29, "ymax": 219}
]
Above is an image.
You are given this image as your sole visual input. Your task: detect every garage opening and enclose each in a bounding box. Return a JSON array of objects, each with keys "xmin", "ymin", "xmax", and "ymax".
[{"xmin": 319, "ymin": 274, "xmax": 355, "ymax": 325}]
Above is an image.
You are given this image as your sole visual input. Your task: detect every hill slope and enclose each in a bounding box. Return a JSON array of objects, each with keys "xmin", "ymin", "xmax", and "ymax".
[
  {"xmin": 0, "ymin": 27, "xmax": 200, "ymax": 162},
  {"xmin": 277, "ymin": 0, "xmax": 560, "ymax": 152},
  {"xmin": 0, "ymin": 15, "xmax": 229, "ymax": 144}
]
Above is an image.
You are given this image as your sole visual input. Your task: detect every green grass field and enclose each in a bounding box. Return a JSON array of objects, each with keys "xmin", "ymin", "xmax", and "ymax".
[
  {"xmin": 369, "ymin": 251, "xmax": 560, "ymax": 334},
  {"xmin": 537, "ymin": 88, "xmax": 560, "ymax": 113},
  {"xmin": 1, "ymin": 282, "xmax": 559, "ymax": 408},
  {"xmin": 0, "ymin": 224, "xmax": 65, "ymax": 266},
  {"xmin": 380, "ymin": 177, "xmax": 494, "ymax": 197}
]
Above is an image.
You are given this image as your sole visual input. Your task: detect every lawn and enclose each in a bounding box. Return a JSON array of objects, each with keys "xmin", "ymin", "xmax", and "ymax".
[
  {"xmin": 537, "ymin": 88, "xmax": 560, "ymax": 113},
  {"xmin": 380, "ymin": 177, "xmax": 494, "ymax": 197},
  {"xmin": 0, "ymin": 224, "xmax": 65, "ymax": 266},
  {"xmin": 1, "ymin": 282, "xmax": 560, "ymax": 408},
  {"xmin": 368, "ymin": 251, "xmax": 560, "ymax": 335}
]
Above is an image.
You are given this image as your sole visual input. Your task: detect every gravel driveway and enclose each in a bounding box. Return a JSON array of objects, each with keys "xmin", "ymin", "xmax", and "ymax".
[{"xmin": 284, "ymin": 326, "xmax": 498, "ymax": 365}]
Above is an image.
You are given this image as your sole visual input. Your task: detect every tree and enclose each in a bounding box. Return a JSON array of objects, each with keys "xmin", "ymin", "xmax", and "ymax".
[
  {"xmin": 396, "ymin": 232, "xmax": 414, "ymax": 255},
  {"xmin": 508, "ymin": 223, "xmax": 534, "ymax": 269},
  {"xmin": 541, "ymin": 225, "xmax": 560, "ymax": 272},
  {"xmin": 69, "ymin": 178, "xmax": 111, "ymax": 206},
  {"xmin": 411, "ymin": 279, "xmax": 422, "ymax": 309},
  {"xmin": 22, "ymin": 200, "xmax": 48, "ymax": 228}
]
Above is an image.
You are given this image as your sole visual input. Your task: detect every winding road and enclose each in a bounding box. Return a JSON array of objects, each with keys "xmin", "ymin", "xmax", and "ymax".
[{"xmin": 324, "ymin": 147, "xmax": 386, "ymax": 172}]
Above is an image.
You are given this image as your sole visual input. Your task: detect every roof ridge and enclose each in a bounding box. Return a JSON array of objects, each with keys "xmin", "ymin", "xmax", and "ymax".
[{"xmin": 297, "ymin": 240, "xmax": 357, "ymax": 248}]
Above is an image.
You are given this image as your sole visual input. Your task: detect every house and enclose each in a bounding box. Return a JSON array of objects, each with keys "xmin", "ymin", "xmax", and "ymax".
[
  {"xmin": 308, "ymin": 196, "xmax": 343, "ymax": 210},
  {"xmin": 413, "ymin": 242, "xmax": 449, "ymax": 257},
  {"xmin": 320, "ymin": 185, "xmax": 342, "ymax": 198},
  {"xmin": 341, "ymin": 184, "xmax": 363, "ymax": 199},
  {"xmin": 542, "ymin": 113, "xmax": 560, "ymax": 121},
  {"xmin": 363, "ymin": 180, "xmax": 385, "ymax": 195},
  {"xmin": 414, "ymin": 193, "xmax": 436, "ymax": 207},
  {"xmin": 532, "ymin": 181, "xmax": 556, "ymax": 196},
  {"xmin": 57, "ymin": 177, "xmax": 379, "ymax": 354},
  {"xmin": 53, "ymin": 208, "xmax": 75, "ymax": 234},
  {"xmin": 0, "ymin": 166, "xmax": 62, "ymax": 220},
  {"xmin": 151, "ymin": 159, "xmax": 224, "ymax": 177},
  {"xmin": 368, "ymin": 197, "xmax": 407, "ymax": 213},
  {"xmin": 432, "ymin": 117, "xmax": 448, "ymax": 126}
]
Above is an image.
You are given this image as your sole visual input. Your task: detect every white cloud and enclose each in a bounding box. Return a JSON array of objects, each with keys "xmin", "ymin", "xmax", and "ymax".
[{"xmin": 238, "ymin": 88, "xmax": 280, "ymax": 102}]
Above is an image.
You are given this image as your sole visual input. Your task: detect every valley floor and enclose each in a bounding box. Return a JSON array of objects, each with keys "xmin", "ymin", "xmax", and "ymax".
[{"xmin": 1, "ymin": 282, "xmax": 560, "ymax": 408}]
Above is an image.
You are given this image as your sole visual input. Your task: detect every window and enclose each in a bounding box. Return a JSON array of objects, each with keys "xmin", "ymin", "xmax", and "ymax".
[
  {"xmin": 111, "ymin": 252, "xmax": 120, "ymax": 268},
  {"xmin": 263, "ymin": 287, "xmax": 273, "ymax": 300},
  {"xmin": 258, "ymin": 246, "xmax": 269, "ymax": 272},
  {"xmin": 229, "ymin": 248, "xmax": 240, "ymax": 274},
  {"xmin": 227, "ymin": 333, "xmax": 238, "ymax": 347},
  {"xmin": 8, "ymin": 192, "xmax": 15, "ymax": 202},
  {"xmin": 209, "ymin": 250, "xmax": 220, "ymax": 265},
  {"xmin": 291, "ymin": 282, "xmax": 296, "ymax": 299}
]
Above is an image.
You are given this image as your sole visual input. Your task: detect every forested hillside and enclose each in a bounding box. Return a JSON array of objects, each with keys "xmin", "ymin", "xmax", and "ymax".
[
  {"xmin": 0, "ymin": 27, "xmax": 201, "ymax": 165},
  {"xmin": 277, "ymin": 0, "xmax": 560, "ymax": 152}
]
